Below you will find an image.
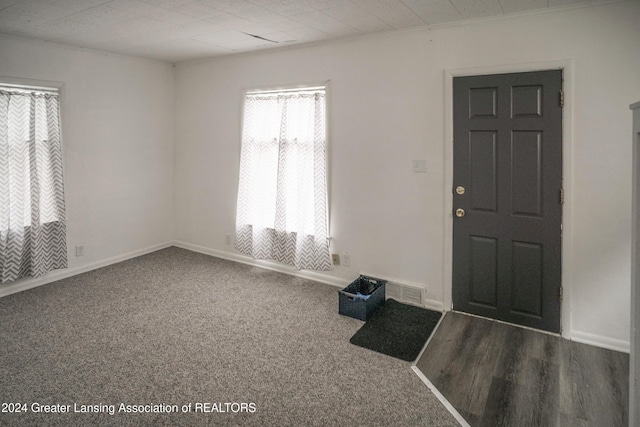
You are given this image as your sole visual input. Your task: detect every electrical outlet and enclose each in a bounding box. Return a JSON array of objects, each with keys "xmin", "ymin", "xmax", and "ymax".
[
  {"xmin": 342, "ymin": 252, "xmax": 351, "ymax": 266},
  {"xmin": 225, "ymin": 233, "xmax": 231, "ymax": 245},
  {"xmin": 75, "ymin": 245, "xmax": 84, "ymax": 257},
  {"xmin": 331, "ymin": 253, "xmax": 340, "ymax": 265}
]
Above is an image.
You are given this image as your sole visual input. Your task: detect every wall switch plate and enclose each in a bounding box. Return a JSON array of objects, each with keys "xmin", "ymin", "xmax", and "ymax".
[
  {"xmin": 342, "ymin": 252, "xmax": 351, "ymax": 266},
  {"xmin": 332, "ymin": 253, "xmax": 340, "ymax": 265},
  {"xmin": 225, "ymin": 233, "xmax": 232, "ymax": 245},
  {"xmin": 412, "ymin": 159, "xmax": 427, "ymax": 173},
  {"xmin": 75, "ymin": 245, "xmax": 84, "ymax": 257}
]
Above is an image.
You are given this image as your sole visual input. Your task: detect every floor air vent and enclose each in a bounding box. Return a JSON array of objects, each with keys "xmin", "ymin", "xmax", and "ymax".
[{"xmin": 385, "ymin": 282, "xmax": 424, "ymax": 307}]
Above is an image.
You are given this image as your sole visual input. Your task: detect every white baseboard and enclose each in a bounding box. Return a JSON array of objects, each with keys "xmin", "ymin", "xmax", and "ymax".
[
  {"xmin": 174, "ymin": 241, "xmax": 449, "ymax": 312},
  {"xmin": 362, "ymin": 270, "xmax": 444, "ymax": 312},
  {"xmin": 0, "ymin": 241, "xmax": 174, "ymax": 298},
  {"xmin": 570, "ymin": 330, "xmax": 630, "ymax": 354},
  {"xmin": 172, "ymin": 240, "xmax": 351, "ymax": 289},
  {"xmin": 3, "ymin": 240, "xmax": 631, "ymax": 356},
  {"xmin": 422, "ymin": 298, "xmax": 444, "ymax": 312}
]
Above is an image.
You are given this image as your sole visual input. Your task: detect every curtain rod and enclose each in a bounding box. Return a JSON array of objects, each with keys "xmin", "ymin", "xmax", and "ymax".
[
  {"xmin": 246, "ymin": 86, "xmax": 325, "ymax": 96},
  {"xmin": 0, "ymin": 83, "xmax": 59, "ymax": 96}
]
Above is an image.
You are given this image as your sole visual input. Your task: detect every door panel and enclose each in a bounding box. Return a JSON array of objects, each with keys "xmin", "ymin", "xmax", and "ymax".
[
  {"xmin": 470, "ymin": 131, "xmax": 498, "ymax": 213},
  {"xmin": 470, "ymin": 235, "xmax": 498, "ymax": 308},
  {"xmin": 511, "ymin": 241, "xmax": 543, "ymax": 317},
  {"xmin": 452, "ymin": 70, "xmax": 562, "ymax": 333},
  {"xmin": 511, "ymin": 85, "xmax": 543, "ymax": 118},
  {"xmin": 469, "ymin": 87, "xmax": 498, "ymax": 118},
  {"xmin": 512, "ymin": 131, "xmax": 542, "ymax": 217}
]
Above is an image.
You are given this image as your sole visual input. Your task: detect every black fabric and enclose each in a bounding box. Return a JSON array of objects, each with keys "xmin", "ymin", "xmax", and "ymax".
[{"xmin": 349, "ymin": 299, "xmax": 442, "ymax": 362}]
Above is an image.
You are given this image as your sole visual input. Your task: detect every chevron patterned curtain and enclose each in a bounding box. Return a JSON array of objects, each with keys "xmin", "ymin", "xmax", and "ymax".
[
  {"xmin": 0, "ymin": 88, "xmax": 67, "ymax": 283},
  {"xmin": 235, "ymin": 87, "xmax": 331, "ymax": 271}
]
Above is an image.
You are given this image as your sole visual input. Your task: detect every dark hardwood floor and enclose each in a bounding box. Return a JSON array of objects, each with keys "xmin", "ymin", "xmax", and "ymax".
[{"xmin": 416, "ymin": 312, "xmax": 629, "ymax": 426}]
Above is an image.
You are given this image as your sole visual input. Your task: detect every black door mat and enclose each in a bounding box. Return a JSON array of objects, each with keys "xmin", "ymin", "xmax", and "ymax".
[{"xmin": 349, "ymin": 299, "xmax": 442, "ymax": 362}]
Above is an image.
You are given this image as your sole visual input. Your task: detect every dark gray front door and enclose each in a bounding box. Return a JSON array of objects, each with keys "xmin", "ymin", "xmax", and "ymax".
[{"xmin": 452, "ymin": 70, "xmax": 563, "ymax": 333}]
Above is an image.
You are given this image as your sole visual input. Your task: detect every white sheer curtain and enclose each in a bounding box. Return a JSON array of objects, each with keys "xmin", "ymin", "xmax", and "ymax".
[
  {"xmin": 235, "ymin": 88, "xmax": 331, "ymax": 271},
  {"xmin": 0, "ymin": 88, "xmax": 67, "ymax": 283}
]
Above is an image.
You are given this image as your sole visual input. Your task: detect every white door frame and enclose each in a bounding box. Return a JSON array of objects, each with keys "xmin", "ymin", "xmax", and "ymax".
[{"xmin": 442, "ymin": 59, "xmax": 574, "ymax": 338}]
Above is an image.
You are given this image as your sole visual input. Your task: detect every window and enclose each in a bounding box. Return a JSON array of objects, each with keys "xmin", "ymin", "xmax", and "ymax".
[
  {"xmin": 235, "ymin": 86, "xmax": 331, "ymax": 271},
  {"xmin": 0, "ymin": 84, "xmax": 67, "ymax": 283}
]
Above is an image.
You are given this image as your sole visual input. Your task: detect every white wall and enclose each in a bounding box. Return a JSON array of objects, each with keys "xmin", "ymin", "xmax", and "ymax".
[
  {"xmin": 630, "ymin": 100, "xmax": 640, "ymax": 425},
  {"xmin": 174, "ymin": 1, "xmax": 640, "ymax": 350},
  {"xmin": 629, "ymin": 101, "xmax": 640, "ymax": 426},
  {"xmin": 0, "ymin": 2, "xmax": 635, "ymax": 351},
  {"xmin": 0, "ymin": 35, "xmax": 175, "ymax": 294}
]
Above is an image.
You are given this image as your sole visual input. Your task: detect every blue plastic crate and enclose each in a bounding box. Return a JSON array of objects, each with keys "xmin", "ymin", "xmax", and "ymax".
[{"xmin": 338, "ymin": 275, "xmax": 386, "ymax": 321}]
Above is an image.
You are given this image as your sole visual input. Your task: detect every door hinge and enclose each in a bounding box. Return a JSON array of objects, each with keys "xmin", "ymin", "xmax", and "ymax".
[
  {"xmin": 559, "ymin": 286, "xmax": 563, "ymax": 302},
  {"xmin": 559, "ymin": 188, "xmax": 564, "ymax": 205},
  {"xmin": 559, "ymin": 91, "xmax": 564, "ymax": 108}
]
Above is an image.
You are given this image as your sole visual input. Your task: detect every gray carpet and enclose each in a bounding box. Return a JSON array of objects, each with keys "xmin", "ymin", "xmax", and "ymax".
[{"xmin": 0, "ymin": 247, "xmax": 457, "ymax": 426}]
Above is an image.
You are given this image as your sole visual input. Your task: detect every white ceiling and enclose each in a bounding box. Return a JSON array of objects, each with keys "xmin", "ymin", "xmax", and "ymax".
[{"xmin": 0, "ymin": 0, "xmax": 608, "ymax": 63}]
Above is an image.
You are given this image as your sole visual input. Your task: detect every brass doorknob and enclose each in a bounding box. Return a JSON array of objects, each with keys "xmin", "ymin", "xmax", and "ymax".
[{"xmin": 455, "ymin": 208, "xmax": 465, "ymax": 218}]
